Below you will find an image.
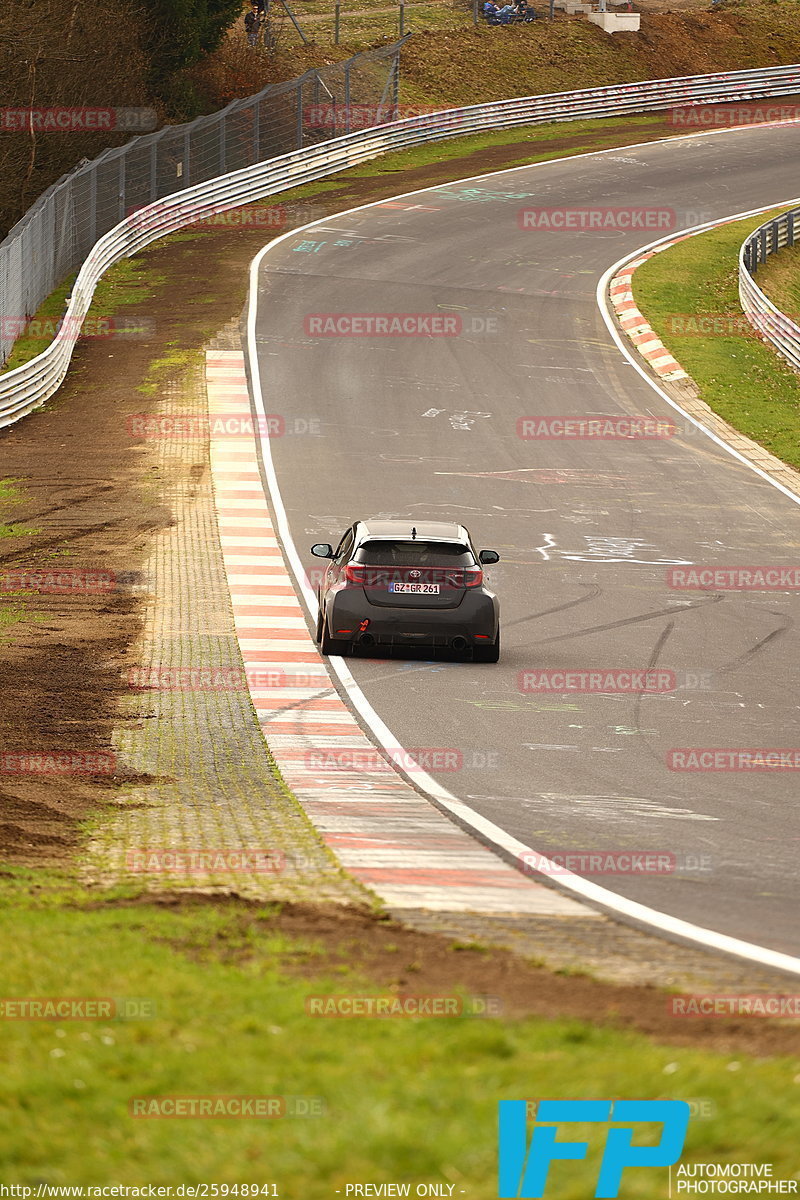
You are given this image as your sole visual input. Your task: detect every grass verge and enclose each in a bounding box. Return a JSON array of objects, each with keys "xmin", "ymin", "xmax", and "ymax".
[
  {"xmin": 1, "ymin": 258, "xmax": 165, "ymax": 377},
  {"xmin": 0, "ymin": 479, "xmax": 37, "ymax": 635},
  {"xmin": 633, "ymin": 210, "xmax": 800, "ymax": 472},
  {"xmin": 0, "ymin": 872, "xmax": 798, "ymax": 1189}
]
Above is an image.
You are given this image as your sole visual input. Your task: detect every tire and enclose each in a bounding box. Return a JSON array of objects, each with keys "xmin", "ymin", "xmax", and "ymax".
[
  {"xmin": 320, "ymin": 612, "xmax": 349, "ymax": 657},
  {"xmin": 473, "ymin": 632, "xmax": 500, "ymax": 663}
]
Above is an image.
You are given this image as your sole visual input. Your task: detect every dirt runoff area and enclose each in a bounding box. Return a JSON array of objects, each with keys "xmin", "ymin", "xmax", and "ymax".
[
  {"xmin": 102, "ymin": 894, "xmax": 800, "ymax": 1055},
  {"xmin": 1, "ymin": 114, "xmax": 799, "ymax": 1035}
]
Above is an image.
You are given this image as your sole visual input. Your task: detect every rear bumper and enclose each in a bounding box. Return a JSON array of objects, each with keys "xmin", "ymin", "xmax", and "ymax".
[{"xmin": 326, "ymin": 590, "xmax": 499, "ymax": 646}]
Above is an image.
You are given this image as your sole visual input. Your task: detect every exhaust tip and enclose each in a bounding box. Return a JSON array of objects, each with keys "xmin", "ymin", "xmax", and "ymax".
[
  {"xmin": 451, "ymin": 636, "xmax": 468, "ymax": 652},
  {"xmin": 359, "ymin": 632, "xmax": 376, "ymax": 647}
]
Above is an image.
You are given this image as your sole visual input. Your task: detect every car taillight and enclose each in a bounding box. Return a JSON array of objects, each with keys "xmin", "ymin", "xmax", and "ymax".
[
  {"xmin": 344, "ymin": 563, "xmax": 366, "ymax": 584},
  {"xmin": 464, "ymin": 568, "xmax": 483, "ymax": 588}
]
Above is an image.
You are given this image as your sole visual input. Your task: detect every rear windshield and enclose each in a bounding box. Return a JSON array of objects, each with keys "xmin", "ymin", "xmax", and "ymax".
[{"xmin": 355, "ymin": 540, "xmax": 475, "ymax": 566}]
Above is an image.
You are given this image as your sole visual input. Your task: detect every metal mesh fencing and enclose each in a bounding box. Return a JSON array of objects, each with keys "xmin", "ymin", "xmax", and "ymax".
[{"xmin": 0, "ymin": 38, "xmax": 406, "ymax": 365}]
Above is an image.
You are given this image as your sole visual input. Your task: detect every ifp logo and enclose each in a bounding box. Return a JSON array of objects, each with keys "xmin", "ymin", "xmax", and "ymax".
[{"xmin": 498, "ymin": 1099, "xmax": 690, "ymax": 1198}]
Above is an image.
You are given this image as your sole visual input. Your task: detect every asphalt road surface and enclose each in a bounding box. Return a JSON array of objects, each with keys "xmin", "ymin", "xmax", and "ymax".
[{"xmin": 250, "ymin": 123, "xmax": 800, "ymax": 957}]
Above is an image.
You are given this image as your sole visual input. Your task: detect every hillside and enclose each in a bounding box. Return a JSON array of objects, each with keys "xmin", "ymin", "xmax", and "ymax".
[
  {"xmin": 214, "ymin": 0, "xmax": 800, "ymax": 107},
  {"xmin": 4, "ymin": 0, "xmax": 800, "ymax": 241}
]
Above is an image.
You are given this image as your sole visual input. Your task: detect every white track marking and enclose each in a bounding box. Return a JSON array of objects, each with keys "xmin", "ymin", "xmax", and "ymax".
[{"xmin": 246, "ymin": 132, "xmax": 800, "ymax": 976}]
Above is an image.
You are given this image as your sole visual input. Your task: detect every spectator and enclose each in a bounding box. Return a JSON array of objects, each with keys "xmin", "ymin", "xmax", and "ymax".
[
  {"xmin": 244, "ymin": 2, "xmax": 263, "ymax": 45},
  {"xmin": 496, "ymin": 3, "xmax": 516, "ymax": 21},
  {"xmin": 483, "ymin": 1, "xmax": 501, "ymax": 19}
]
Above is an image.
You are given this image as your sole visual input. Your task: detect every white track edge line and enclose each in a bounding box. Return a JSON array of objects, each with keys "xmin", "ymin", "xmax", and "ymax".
[
  {"xmin": 244, "ymin": 144, "xmax": 800, "ymax": 977},
  {"xmin": 598, "ymin": 197, "xmax": 800, "ymax": 509}
]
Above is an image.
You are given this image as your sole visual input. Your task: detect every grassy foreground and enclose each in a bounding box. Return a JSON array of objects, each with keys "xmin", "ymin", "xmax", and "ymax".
[
  {"xmin": 632, "ymin": 210, "xmax": 800, "ymax": 472},
  {"xmin": 0, "ymin": 872, "xmax": 798, "ymax": 1191}
]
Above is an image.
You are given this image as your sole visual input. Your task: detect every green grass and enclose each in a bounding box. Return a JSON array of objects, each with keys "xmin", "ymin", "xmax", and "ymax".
[
  {"xmin": 1, "ymin": 258, "xmax": 164, "ymax": 376},
  {"xmin": 0, "ymin": 478, "xmax": 41, "ymax": 541},
  {"xmin": 633, "ymin": 210, "xmax": 800, "ymax": 472},
  {"xmin": 0, "ymin": 479, "xmax": 35, "ymax": 634},
  {"xmin": 0, "ymin": 874, "xmax": 798, "ymax": 1191},
  {"xmin": 138, "ymin": 345, "xmax": 205, "ymax": 395},
  {"xmin": 309, "ymin": 112, "xmax": 663, "ymax": 181}
]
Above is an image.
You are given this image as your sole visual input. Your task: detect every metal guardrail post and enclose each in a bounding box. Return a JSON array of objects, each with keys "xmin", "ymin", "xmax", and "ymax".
[
  {"xmin": 739, "ymin": 202, "xmax": 800, "ymax": 373},
  {"xmin": 119, "ymin": 156, "xmax": 126, "ymax": 224},
  {"xmin": 89, "ymin": 164, "xmax": 98, "ymax": 249},
  {"xmin": 391, "ymin": 50, "xmax": 400, "ymax": 113},
  {"xmin": 149, "ymin": 140, "xmax": 158, "ymax": 202}
]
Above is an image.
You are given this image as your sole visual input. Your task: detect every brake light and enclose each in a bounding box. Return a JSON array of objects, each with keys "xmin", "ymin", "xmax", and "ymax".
[
  {"xmin": 344, "ymin": 563, "xmax": 366, "ymax": 584},
  {"xmin": 464, "ymin": 568, "xmax": 483, "ymax": 588}
]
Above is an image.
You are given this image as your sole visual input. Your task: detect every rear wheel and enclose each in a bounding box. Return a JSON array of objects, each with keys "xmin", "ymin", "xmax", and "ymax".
[
  {"xmin": 320, "ymin": 612, "xmax": 349, "ymax": 657},
  {"xmin": 473, "ymin": 632, "xmax": 500, "ymax": 663}
]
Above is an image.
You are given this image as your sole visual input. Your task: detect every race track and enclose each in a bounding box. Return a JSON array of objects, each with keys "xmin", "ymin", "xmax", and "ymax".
[{"xmin": 249, "ymin": 122, "xmax": 800, "ymax": 957}]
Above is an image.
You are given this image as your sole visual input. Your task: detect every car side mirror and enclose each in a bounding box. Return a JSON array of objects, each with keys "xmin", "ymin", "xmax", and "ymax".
[
  {"xmin": 479, "ymin": 549, "xmax": 500, "ymax": 565},
  {"xmin": 311, "ymin": 543, "xmax": 334, "ymax": 558}
]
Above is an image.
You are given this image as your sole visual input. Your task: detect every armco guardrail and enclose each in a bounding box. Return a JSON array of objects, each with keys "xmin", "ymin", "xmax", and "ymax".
[
  {"xmin": 3, "ymin": 61, "xmax": 800, "ymax": 428},
  {"xmin": 739, "ymin": 206, "xmax": 800, "ymax": 372}
]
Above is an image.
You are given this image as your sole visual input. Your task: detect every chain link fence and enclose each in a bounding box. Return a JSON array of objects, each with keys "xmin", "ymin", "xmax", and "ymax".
[{"xmin": 0, "ymin": 37, "xmax": 407, "ymax": 367}]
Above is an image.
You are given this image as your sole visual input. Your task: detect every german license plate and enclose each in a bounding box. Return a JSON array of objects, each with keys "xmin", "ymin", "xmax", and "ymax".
[{"xmin": 389, "ymin": 582, "xmax": 440, "ymax": 594}]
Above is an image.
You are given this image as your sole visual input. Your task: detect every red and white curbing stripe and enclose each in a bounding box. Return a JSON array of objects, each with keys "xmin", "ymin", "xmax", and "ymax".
[
  {"xmin": 609, "ymin": 245, "xmax": 691, "ymax": 382},
  {"xmin": 205, "ymin": 350, "xmax": 588, "ymax": 917}
]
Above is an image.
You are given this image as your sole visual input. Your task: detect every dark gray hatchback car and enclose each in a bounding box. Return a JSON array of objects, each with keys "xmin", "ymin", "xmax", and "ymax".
[{"xmin": 310, "ymin": 519, "xmax": 500, "ymax": 661}]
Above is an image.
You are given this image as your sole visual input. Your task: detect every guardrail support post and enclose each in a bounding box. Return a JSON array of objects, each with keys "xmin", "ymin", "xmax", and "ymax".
[
  {"xmin": 296, "ymin": 79, "xmax": 304, "ymax": 148},
  {"xmin": 149, "ymin": 140, "xmax": 158, "ymax": 202},
  {"xmin": 89, "ymin": 164, "xmax": 98, "ymax": 248},
  {"xmin": 118, "ymin": 156, "xmax": 126, "ymax": 224},
  {"xmin": 392, "ymin": 49, "xmax": 400, "ymax": 112}
]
